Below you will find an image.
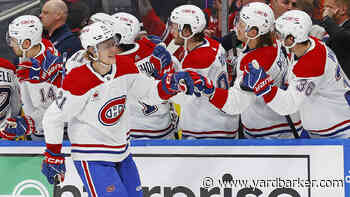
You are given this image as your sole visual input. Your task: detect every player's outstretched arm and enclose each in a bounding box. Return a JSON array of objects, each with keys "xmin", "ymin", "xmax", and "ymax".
[
  {"xmin": 157, "ymin": 71, "xmax": 195, "ymax": 100},
  {"xmin": 241, "ymin": 59, "xmax": 314, "ymax": 115},
  {"xmin": 16, "ymin": 50, "xmax": 66, "ymax": 87},
  {"xmin": 186, "ymin": 70, "xmax": 253, "ymax": 115}
]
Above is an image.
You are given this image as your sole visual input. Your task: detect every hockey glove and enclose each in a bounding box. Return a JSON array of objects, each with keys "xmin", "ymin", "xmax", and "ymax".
[
  {"xmin": 16, "ymin": 50, "xmax": 64, "ymax": 83},
  {"xmin": 150, "ymin": 45, "xmax": 173, "ymax": 79},
  {"xmin": 242, "ymin": 60, "xmax": 274, "ymax": 97},
  {"xmin": 41, "ymin": 149, "xmax": 66, "ymax": 184},
  {"xmin": 146, "ymin": 35, "xmax": 163, "ymax": 45},
  {"xmin": 187, "ymin": 71, "xmax": 215, "ymax": 97},
  {"xmin": 158, "ymin": 71, "xmax": 195, "ymax": 100},
  {"xmin": 0, "ymin": 115, "xmax": 35, "ymax": 140},
  {"xmin": 16, "ymin": 60, "xmax": 41, "ymax": 82}
]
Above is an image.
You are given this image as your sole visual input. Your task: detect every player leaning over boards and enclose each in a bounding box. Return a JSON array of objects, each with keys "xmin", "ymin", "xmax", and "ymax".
[
  {"xmin": 241, "ymin": 10, "xmax": 350, "ymax": 138},
  {"xmin": 39, "ymin": 22, "xmax": 194, "ymax": 196},
  {"xmin": 168, "ymin": 4, "xmax": 238, "ymax": 139}
]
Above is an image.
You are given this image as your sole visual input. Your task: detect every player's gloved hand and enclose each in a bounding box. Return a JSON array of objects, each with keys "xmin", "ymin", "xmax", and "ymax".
[
  {"xmin": 41, "ymin": 149, "xmax": 66, "ymax": 184},
  {"xmin": 16, "ymin": 50, "xmax": 64, "ymax": 83},
  {"xmin": 16, "ymin": 60, "xmax": 41, "ymax": 82},
  {"xmin": 241, "ymin": 60, "xmax": 274, "ymax": 96},
  {"xmin": 150, "ymin": 45, "xmax": 173, "ymax": 79},
  {"xmin": 146, "ymin": 35, "xmax": 163, "ymax": 45},
  {"xmin": 158, "ymin": 71, "xmax": 195, "ymax": 100},
  {"xmin": 0, "ymin": 115, "xmax": 35, "ymax": 140},
  {"xmin": 187, "ymin": 71, "xmax": 215, "ymax": 97}
]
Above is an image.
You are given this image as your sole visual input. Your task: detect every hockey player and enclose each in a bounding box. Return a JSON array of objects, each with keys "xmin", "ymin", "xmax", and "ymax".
[
  {"xmin": 231, "ymin": 2, "xmax": 302, "ymax": 138},
  {"xmin": 0, "ymin": 58, "xmax": 35, "ymax": 140},
  {"xmin": 241, "ymin": 10, "xmax": 350, "ymax": 138},
  {"xmin": 7, "ymin": 15, "xmax": 60, "ymax": 140},
  {"xmin": 168, "ymin": 4, "xmax": 238, "ymax": 139},
  {"xmin": 110, "ymin": 12, "xmax": 179, "ymax": 139},
  {"xmin": 40, "ymin": 22, "xmax": 194, "ymax": 196}
]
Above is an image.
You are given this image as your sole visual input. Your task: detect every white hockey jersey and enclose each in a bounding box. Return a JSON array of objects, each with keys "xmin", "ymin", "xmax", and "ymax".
[
  {"xmin": 0, "ymin": 58, "xmax": 21, "ymax": 128},
  {"xmin": 118, "ymin": 37, "xmax": 178, "ymax": 139},
  {"xmin": 19, "ymin": 39, "xmax": 58, "ymax": 138},
  {"xmin": 43, "ymin": 55, "xmax": 167, "ymax": 162},
  {"xmin": 174, "ymin": 37, "xmax": 238, "ymax": 139},
  {"xmin": 237, "ymin": 43, "xmax": 303, "ymax": 139},
  {"xmin": 265, "ymin": 37, "xmax": 350, "ymax": 138}
]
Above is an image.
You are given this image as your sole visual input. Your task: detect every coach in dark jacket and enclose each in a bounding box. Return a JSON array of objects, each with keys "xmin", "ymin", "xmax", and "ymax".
[
  {"xmin": 40, "ymin": 0, "xmax": 82, "ymax": 58},
  {"xmin": 321, "ymin": 0, "xmax": 350, "ymax": 78}
]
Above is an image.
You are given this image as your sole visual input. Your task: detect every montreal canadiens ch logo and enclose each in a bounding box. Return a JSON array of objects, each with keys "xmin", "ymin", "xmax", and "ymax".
[{"xmin": 98, "ymin": 96, "xmax": 126, "ymax": 126}]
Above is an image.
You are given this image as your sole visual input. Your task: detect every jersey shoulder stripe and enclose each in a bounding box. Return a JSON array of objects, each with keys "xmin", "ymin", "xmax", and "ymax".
[
  {"xmin": 115, "ymin": 55, "xmax": 139, "ymax": 78},
  {"xmin": 182, "ymin": 37, "xmax": 220, "ymax": 69},
  {"xmin": 292, "ymin": 37, "xmax": 326, "ymax": 78},
  {"xmin": 62, "ymin": 64, "xmax": 103, "ymax": 96},
  {"xmin": 239, "ymin": 45, "xmax": 278, "ymax": 72}
]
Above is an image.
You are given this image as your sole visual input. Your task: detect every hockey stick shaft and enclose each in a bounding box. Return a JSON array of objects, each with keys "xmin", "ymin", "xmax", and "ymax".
[
  {"xmin": 53, "ymin": 175, "xmax": 60, "ymax": 197},
  {"xmin": 285, "ymin": 115, "xmax": 299, "ymax": 139}
]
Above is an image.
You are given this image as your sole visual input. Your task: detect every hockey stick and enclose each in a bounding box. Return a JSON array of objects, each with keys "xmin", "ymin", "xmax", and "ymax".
[
  {"xmin": 53, "ymin": 175, "xmax": 60, "ymax": 197},
  {"xmin": 60, "ymin": 52, "xmax": 68, "ymax": 87},
  {"xmin": 285, "ymin": 115, "xmax": 299, "ymax": 139},
  {"xmin": 237, "ymin": 115, "xmax": 246, "ymax": 139}
]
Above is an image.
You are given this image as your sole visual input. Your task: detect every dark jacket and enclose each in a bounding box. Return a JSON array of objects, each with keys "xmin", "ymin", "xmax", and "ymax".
[
  {"xmin": 321, "ymin": 17, "xmax": 350, "ymax": 78},
  {"xmin": 44, "ymin": 24, "xmax": 82, "ymax": 58}
]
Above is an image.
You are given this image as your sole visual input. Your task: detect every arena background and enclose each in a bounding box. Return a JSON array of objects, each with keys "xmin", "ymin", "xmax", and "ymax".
[{"xmin": 0, "ymin": 0, "xmax": 209, "ymax": 61}]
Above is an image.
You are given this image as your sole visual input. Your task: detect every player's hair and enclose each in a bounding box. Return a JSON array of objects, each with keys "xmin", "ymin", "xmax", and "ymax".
[
  {"xmin": 183, "ymin": 24, "xmax": 205, "ymax": 42},
  {"xmin": 253, "ymin": 27, "xmax": 274, "ymax": 48},
  {"xmin": 84, "ymin": 50, "xmax": 95, "ymax": 62}
]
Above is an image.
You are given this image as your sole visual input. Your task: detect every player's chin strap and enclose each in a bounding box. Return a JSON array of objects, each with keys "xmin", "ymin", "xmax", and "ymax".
[
  {"xmin": 179, "ymin": 29, "xmax": 195, "ymax": 64},
  {"xmin": 88, "ymin": 46, "xmax": 99, "ymax": 62},
  {"xmin": 242, "ymin": 26, "xmax": 261, "ymax": 52},
  {"xmin": 88, "ymin": 46, "xmax": 111, "ymax": 68},
  {"xmin": 98, "ymin": 60, "xmax": 111, "ymax": 68},
  {"xmin": 20, "ymin": 44, "xmax": 31, "ymax": 59}
]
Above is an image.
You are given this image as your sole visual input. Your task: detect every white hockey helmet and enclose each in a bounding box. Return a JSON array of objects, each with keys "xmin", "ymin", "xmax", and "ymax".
[
  {"xmin": 237, "ymin": 2, "xmax": 275, "ymax": 38},
  {"xmin": 170, "ymin": 4, "xmax": 206, "ymax": 39},
  {"xmin": 275, "ymin": 10, "xmax": 312, "ymax": 48},
  {"xmin": 89, "ymin": 13, "xmax": 117, "ymax": 28},
  {"xmin": 80, "ymin": 22, "xmax": 115, "ymax": 50},
  {"xmin": 89, "ymin": 13, "xmax": 112, "ymax": 23},
  {"xmin": 111, "ymin": 12, "xmax": 141, "ymax": 44},
  {"xmin": 7, "ymin": 15, "xmax": 43, "ymax": 50}
]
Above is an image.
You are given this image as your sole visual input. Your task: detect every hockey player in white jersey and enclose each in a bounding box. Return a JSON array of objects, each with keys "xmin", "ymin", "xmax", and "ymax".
[
  {"xmin": 7, "ymin": 15, "xmax": 59, "ymax": 140},
  {"xmin": 168, "ymin": 4, "xmax": 238, "ymax": 139},
  {"xmin": 111, "ymin": 12, "xmax": 179, "ymax": 139},
  {"xmin": 0, "ymin": 58, "xmax": 36, "ymax": 140},
  {"xmin": 241, "ymin": 10, "xmax": 350, "ymax": 138},
  {"xmin": 232, "ymin": 2, "xmax": 302, "ymax": 138},
  {"xmin": 40, "ymin": 22, "xmax": 194, "ymax": 196}
]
